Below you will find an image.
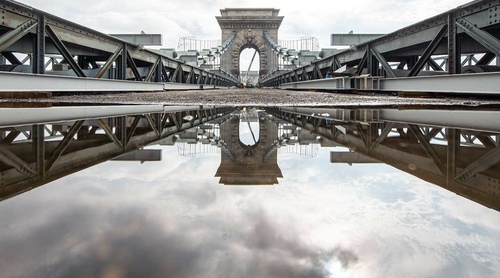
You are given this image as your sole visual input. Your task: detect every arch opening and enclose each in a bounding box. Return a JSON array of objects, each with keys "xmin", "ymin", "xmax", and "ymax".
[
  {"xmin": 239, "ymin": 46, "xmax": 260, "ymax": 86},
  {"xmin": 238, "ymin": 109, "xmax": 260, "ymax": 147}
]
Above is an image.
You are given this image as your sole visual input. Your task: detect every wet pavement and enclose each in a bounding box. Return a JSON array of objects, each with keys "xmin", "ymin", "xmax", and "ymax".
[
  {"xmin": 4, "ymin": 88, "xmax": 500, "ymax": 107},
  {"xmin": 1, "ymin": 106, "xmax": 500, "ymax": 277}
]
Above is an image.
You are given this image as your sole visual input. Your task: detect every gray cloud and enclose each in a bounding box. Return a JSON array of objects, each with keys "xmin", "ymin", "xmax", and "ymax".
[
  {"xmin": 0, "ymin": 187, "xmax": 357, "ymax": 278},
  {"xmin": 244, "ymin": 210, "xmax": 358, "ymax": 277}
]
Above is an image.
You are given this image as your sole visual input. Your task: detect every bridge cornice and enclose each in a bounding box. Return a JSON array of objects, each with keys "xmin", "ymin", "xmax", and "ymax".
[{"xmin": 216, "ymin": 18, "xmax": 284, "ymax": 29}]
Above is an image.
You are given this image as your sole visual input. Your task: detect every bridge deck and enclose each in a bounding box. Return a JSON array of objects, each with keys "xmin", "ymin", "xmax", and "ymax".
[{"xmin": 4, "ymin": 88, "xmax": 500, "ymax": 107}]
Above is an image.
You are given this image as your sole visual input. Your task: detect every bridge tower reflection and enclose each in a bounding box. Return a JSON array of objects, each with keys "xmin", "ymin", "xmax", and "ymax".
[{"xmin": 215, "ymin": 114, "xmax": 283, "ymax": 185}]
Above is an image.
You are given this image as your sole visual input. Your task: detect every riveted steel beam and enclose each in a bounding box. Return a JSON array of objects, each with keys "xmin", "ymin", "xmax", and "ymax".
[
  {"xmin": 1, "ymin": 52, "xmax": 22, "ymax": 65},
  {"xmin": 371, "ymin": 47, "xmax": 396, "ymax": 78},
  {"xmin": 0, "ymin": 146, "xmax": 36, "ymax": 177},
  {"xmin": 408, "ymin": 24, "xmax": 447, "ymax": 77},
  {"xmin": 0, "ymin": 131, "xmax": 21, "ymax": 145},
  {"xmin": 477, "ymin": 53, "xmax": 496, "ymax": 65},
  {"xmin": 314, "ymin": 64, "xmax": 323, "ymax": 79},
  {"xmin": 356, "ymin": 50, "xmax": 368, "ymax": 75},
  {"xmin": 45, "ymin": 24, "xmax": 86, "ymax": 77},
  {"xmin": 33, "ymin": 14, "xmax": 46, "ymax": 74},
  {"xmin": 371, "ymin": 122, "xmax": 395, "ymax": 150},
  {"xmin": 456, "ymin": 18, "xmax": 500, "ymax": 57},
  {"xmin": 95, "ymin": 46, "xmax": 123, "ymax": 78},
  {"xmin": 145, "ymin": 114, "xmax": 160, "ymax": 137},
  {"xmin": 447, "ymin": 13, "xmax": 461, "ymax": 74},
  {"xmin": 425, "ymin": 128, "xmax": 443, "ymax": 141},
  {"xmin": 446, "ymin": 128, "xmax": 460, "ymax": 188},
  {"xmin": 97, "ymin": 119, "xmax": 123, "ymax": 149},
  {"xmin": 456, "ymin": 144, "xmax": 500, "ymax": 183},
  {"xmin": 426, "ymin": 58, "xmax": 443, "ymax": 71},
  {"xmin": 477, "ymin": 135, "xmax": 496, "ymax": 149},
  {"xmin": 171, "ymin": 64, "xmax": 182, "ymax": 83},
  {"xmin": 145, "ymin": 58, "xmax": 160, "ymax": 82},
  {"xmin": 32, "ymin": 125, "xmax": 45, "ymax": 180},
  {"xmin": 0, "ymin": 19, "xmax": 38, "ymax": 53},
  {"xmin": 45, "ymin": 120, "xmax": 84, "ymax": 172},
  {"xmin": 126, "ymin": 50, "xmax": 142, "ymax": 81},
  {"xmin": 126, "ymin": 115, "xmax": 142, "ymax": 145},
  {"xmin": 409, "ymin": 124, "xmax": 446, "ymax": 175}
]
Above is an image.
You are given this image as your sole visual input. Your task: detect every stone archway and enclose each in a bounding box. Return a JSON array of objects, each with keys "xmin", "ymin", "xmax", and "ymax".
[
  {"xmin": 235, "ymin": 40, "xmax": 266, "ymax": 78},
  {"xmin": 216, "ymin": 8, "xmax": 284, "ymax": 77}
]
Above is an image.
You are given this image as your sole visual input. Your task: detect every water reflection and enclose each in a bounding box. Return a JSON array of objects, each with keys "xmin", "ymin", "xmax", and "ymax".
[
  {"xmin": 1, "ymin": 106, "xmax": 500, "ymax": 209},
  {"xmin": 1, "ymin": 106, "xmax": 500, "ymax": 277}
]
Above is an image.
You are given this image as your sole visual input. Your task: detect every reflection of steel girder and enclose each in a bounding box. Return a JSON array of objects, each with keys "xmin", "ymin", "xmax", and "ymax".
[
  {"xmin": 261, "ymin": 0, "xmax": 500, "ymax": 94},
  {"xmin": 266, "ymin": 107, "xmax": 500, "ymax": 211},
  {"xmin": 0, "ymin": 106, "xmax": 235, "ymax": 201},
  {"xmin": 0, "ymin": 1, "xmax": 238, "ymax": 92}
]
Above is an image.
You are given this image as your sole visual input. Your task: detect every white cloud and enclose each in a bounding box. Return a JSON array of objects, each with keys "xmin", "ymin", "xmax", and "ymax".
[
  {"xmin": 18, "ymin": 0, "xmax": 470, "ymax": 73},
  {"xmin": 2, "ymin": 140, "xmax": 499, "ymax": 277},
  {"xmin": 21, "ymin": 0, "xmax": 470, "ymax": 49}
]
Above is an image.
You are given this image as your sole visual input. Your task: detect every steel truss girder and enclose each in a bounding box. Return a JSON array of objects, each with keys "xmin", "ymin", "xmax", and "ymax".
[
  {"xmin": 145, "ymin": 114, "xmax": 160, "ymax": 137},
  {"xmin": 426, "ymin": 58, "xmax": 443, "ymax": 71},
  {"xmin": 356, "ymin": 50, "xmax": 368, "ymax": 75},
  {"xmin": 126, "ymin": 115, "xmax": 142, "ymax": 144},
  {"xmin": 280, "ymin": 71, "xmax": 500, "ymax": 95},
  {"xmin": 0, "ymin": 131, "xmax": 21, "ymax": 144},
  {"xmin": 408, "ymin": 24, "xmax": 448, "ymax": 77},
  {"xmin": 0, "ymin": 1, "xmax": 239, "ymax": 86},
  {"xmin": 126, "ymin": 50, "xmax": 142, "ymax": 81},
  {"xmin": 371, "ymin": 122, "xmax": 395, "ymax": 150},
  {"xmin": 0, "ymin": 71, "xmax": 164, "ymax": 93},
  {"xmin": 261, "ymin": 0, "xmax": 500, "ymax": 86},
  {"xmin": 266, "ymin": 107, "xmax": 500, "ymax": 211},
  {"xmin": 408, "ymin": 124, "xmax": 447, "ymax": 175},
  {"xmin": 29, "ymin": 14, "xmax": 47, "ymax": 74},
  {"xmin": 145, "ymin": 58, "xmax": 160, "ymax": 82},
  {"xmin": 0, "ymin": 19, "xmax": 37, "ymax": 53},
  {"xmin": 45, "ymin": 24, "xmax": 86, "ymax": 78},
  {"xmin": 0, "ymin": 146, "xmax": 36, "ymax": 177},
  {"xmin": 456, "ymin": 144, "xmax": 500, "ymax": 182},
  {"xmin": 95, "ymin": 46, "xmax": 122, "ymax": 79},
  {"xmin": 97, "ymin": 119, "xmax": 123, "ymax": 149},
  {"xmin": 477, "ymin": 52, "xmax": 496, "ymax": 65},
  {"xmin": 0, "ymin": 107, "xmax": 235, "ymax": 201},
  {"xmin": 45, "ymin": 120, "xmax": 84, "ymax": 172},
  {"xmin": 446, "ymin": 128, "xmax": 459, "ymax": 188},
  {"xmin": 1, "ymin": 52, "xmax": 22, "ymax": 65},
  {"xmin": 456, "ymin": 18, "xmax": 500, "ymax": 57},
  {"xmin": 371, "ymin": 47, "xmax": 396, "ymax": 78}
]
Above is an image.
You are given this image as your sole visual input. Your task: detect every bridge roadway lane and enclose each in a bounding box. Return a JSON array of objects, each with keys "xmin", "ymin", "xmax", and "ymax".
[{"xmin": 3, "ymin": 89, "xmax": 500, "ymax": 107}]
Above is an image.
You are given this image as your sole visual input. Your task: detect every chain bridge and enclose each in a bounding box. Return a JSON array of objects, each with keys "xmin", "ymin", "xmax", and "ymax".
[{"xmin": 0, "ymin": 0, "xmax": 498, "ymax": 95}]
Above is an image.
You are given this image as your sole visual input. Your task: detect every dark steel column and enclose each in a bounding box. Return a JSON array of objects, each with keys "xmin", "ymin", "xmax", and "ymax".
[
  {"xmin": 448, "ymin": 13, "xmax": 461, "ymax": 74},
  {"xmin": 32, "ymin": 124, "xmax": 45, "ymax": 180},
  {"xmin": 33, "ymin": 14, "xmax": 45, "ymax": 74},
  {"xmin": 117, "ymin": 43, "xmax": 128, "ymax": 80}
]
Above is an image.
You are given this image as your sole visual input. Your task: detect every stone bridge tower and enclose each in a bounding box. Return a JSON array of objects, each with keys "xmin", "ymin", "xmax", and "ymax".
[
  {"xmin": 216, "ymin": 8, "xmax": 284, "ymax": 77},
  {"xmin": 215, "ymin": 114, "xmax": 283, "ymax": 185}
]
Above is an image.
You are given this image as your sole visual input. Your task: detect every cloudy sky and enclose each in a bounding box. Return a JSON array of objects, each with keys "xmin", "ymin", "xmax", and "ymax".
[
  {"xmin": 1, "ymin": 118, "xmax": 500, "ymax": 277},
  {"xmin": 20, "ymin": 0, "xmax": 471, "ymax": 70}
]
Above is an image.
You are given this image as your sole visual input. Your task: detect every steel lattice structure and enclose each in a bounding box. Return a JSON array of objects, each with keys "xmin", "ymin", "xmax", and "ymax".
[
  {"xmin": 266, "ymin": 106, "xmax": 500, "ymax": 211},
  {"xmin": 0, "ymin": 106, "xmax": 235, "ymax": 200},
  {"xmin": 0, "ymin": 0, "xmax": 238, "ymax": 93},
  {"xmin": 261, "ymin": 0, "xmax": 500, "ymax": 95}
]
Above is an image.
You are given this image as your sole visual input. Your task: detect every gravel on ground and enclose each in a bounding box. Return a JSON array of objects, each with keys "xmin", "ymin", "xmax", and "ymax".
[{"xmin": 3, "ymin": 88, "xmax": 500, "ymax": 107}]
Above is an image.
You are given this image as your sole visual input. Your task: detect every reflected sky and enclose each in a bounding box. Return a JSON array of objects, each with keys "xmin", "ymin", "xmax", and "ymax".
[{"xmin": 1, "ymin": 143, "xmax": 500, "ymax": 278}]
